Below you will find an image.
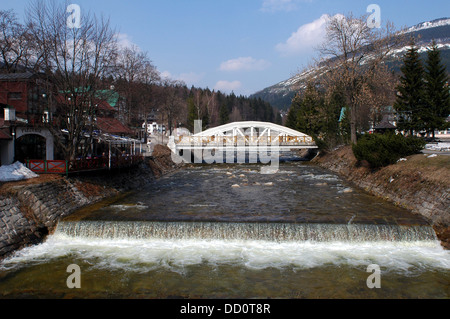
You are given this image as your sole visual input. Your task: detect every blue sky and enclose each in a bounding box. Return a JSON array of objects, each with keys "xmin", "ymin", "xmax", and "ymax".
[{"xmin": 3, "ymin": 0, "xmax": 449, "ymax": 96}]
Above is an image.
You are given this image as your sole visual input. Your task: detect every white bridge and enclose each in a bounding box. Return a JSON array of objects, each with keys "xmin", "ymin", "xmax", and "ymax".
[{"xmin": 168, "ymin": 121, "xmax": 317, "ymax": 154}]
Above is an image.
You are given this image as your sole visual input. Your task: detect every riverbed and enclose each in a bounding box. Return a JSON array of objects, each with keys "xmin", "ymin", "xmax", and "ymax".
[{"xmin": 0, "ymin": 162, "xmax": 449, "ymax": 298}]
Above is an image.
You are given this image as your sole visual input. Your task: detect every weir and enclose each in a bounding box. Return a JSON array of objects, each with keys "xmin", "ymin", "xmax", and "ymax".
[
  {"xmin": 2, "ymin": 162, "xmax": 449, "ymax": 300},
  {"xmin": 55, "ymin": 221, "xmax": 438, "ymax": 243}
]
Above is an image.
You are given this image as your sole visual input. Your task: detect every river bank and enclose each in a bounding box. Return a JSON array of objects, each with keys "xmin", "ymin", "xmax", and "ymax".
[
  {"xmin": 0, "ymin": 145, "xmax": 180, "ymax": 261},
  {"xmin": 1, "ymin": 145, "xmax": 449, "ymax": 261},
  {"xmin": 312, "ymin": 146, "xmax": 450, "ymax": 249}
]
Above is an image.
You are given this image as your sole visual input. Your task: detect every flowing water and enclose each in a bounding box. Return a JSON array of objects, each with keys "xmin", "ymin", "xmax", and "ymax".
[{"xmin": 0, "ymin": 161, "xmax": 449, "ymax": 299}]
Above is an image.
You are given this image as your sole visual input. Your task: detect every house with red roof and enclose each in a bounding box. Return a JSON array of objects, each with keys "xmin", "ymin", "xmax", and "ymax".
[{"xmin": 0, "ymin": 70, "xmax": 137, "ymax": 166}]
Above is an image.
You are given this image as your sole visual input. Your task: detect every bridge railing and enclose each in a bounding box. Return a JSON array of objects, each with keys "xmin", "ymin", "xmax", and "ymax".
[{"xmin": 176, "ymin": 135, "xmax": 315, "ymax": 146}]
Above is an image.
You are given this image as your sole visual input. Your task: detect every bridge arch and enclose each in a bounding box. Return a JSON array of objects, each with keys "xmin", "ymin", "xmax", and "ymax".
[
  {"xmin": 195, "ymin": 121, "xmax": 312, "ymax": 140},
  {"xmin": 169, "ymin": 121, "xmax": 317, "ymax": 152}
]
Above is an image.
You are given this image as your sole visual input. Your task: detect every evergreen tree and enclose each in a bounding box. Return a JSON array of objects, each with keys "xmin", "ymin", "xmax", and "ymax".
[
  {"xmin": 394, "ymin": 41, "xmax": 426, "ymax": 134},
  {"xmin": 219, "ymin": 103, "xmax": 229, "ymax": 125},
  {"xmin": 297, "ymin": 83, "xmax": 324, "ymax": 136},
  {"xmin": 287, "ymin": 83, "xmax": 345, "ymax": 149},
  {"xmin": 275, "ymin": 110, "xmax": 282, "ymax": 125},
  {"xmin": 186, "ymin": 97, "xmax": 198, "ymax": 133},
  {"xmin": 201, "ymin": 107, "xmax": 210, "ymax": 130},
  {"xmin": 285, "ymin": 96, "xmax": 300, "ymax": 130},
  {"xmin": 424, "ymin": 40, "xmax": 450, "ymax": 139}
]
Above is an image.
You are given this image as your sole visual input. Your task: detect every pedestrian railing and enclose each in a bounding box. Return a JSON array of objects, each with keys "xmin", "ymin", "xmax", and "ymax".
[{"xmin": 27, "ymin": 155, "xmax": 143, "ymax": 175}]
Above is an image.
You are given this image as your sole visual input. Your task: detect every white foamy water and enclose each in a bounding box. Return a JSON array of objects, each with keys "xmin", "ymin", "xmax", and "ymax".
[
  {"xmin": 300, "ymin": 173, "xmax": 341, "ymax": 182},
  {"xmin": 2, "ymin": 234, "xmax": 449, "ymax": 275},
  {"xmin": 105, "ymin": 204, "xmax": 148, "ymax": 211}
]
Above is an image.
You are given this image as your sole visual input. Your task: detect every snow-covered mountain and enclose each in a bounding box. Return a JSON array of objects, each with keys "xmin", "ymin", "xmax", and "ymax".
[
  {"xmin": 251, "ymin": 18, "xmax": 450, "ymax": 111},
  {"xmin": 406, "ymin": 17, "xmax": 450, "ymax": 33}
]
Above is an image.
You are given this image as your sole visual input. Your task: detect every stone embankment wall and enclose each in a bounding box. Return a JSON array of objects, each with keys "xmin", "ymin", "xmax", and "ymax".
[
  {"xmin": 313, "ymin": 146, "xmax": 450, "ymax": 249},
  {"xmin": 0, "ymin": 178, "xmax": 90, "ymax": 258},
  {"xmin": 0, "ymin": 145, "xmax": 179, "ymax": 260}
]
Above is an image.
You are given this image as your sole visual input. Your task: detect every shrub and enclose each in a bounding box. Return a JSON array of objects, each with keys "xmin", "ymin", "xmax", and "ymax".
[{"xmin": 352, "ymin": 133, "xmax": 425, "ymax": 169}]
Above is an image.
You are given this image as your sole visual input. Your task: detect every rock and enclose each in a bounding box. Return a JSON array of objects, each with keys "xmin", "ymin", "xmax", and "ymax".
[
  {"xmin": 231, "ymin": 184, "xmax": 240, "ymax": 188},
  {"xmin": 434, "ymin": 225, "xmax": 450, "ymax": 249}
]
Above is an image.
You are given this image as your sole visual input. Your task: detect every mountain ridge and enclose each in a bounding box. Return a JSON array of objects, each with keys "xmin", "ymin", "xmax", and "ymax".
[{"xmin": 251, "ymin": 17, "xmax": 450, "ymax": 111}]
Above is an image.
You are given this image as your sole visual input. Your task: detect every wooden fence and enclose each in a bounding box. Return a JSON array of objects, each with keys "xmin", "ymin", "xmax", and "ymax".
[{"xmin": 27, "ymin": 155, "xmax": 143, "ymax": 175}]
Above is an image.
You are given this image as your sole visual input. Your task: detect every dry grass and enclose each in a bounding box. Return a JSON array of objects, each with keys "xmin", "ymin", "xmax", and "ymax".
[
  {"xmin": 377, "ymin": 153, "xmax": 450, "ymax": 188},
  {"xmin": 317, "ymin": 146, "xmax": 450, "ymax": 187},
  {"xmin": 0, "ymin": 174, "xmax": 64, "ymax": 196}
]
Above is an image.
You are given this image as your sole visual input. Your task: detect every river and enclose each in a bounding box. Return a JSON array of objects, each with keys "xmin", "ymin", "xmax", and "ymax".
[{"xmin": 0, "ymin": 160, "xmax": 449, "ymax": 298}]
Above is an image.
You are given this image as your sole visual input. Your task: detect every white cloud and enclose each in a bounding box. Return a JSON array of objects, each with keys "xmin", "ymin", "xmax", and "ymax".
[
  {"xmin": 219, "ymin": 57, "xmax": 271, "ymax": 72},
  {"xmin": 160, "ymin": 71, "xmax": 172, "ymax": 80},
  {"xmin": 260, "ymin": 0, "xmax": 311, "ymax": 13},
  {"xmin": 116, "ymin": 33, "xmax": 137, "ymax": 50},
  {"xmin": 276, "ymin": 14, "xmax": 334, "ymax": 56},
  {"xmin": 214, "ymin": 80, "xmax": 242, "ymax": 92}
]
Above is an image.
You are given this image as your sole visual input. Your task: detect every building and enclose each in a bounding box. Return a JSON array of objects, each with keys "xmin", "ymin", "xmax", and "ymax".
[
  {"xmin": 0, "ymin": 71, "xmax": 55, "ymax": 165},
  {"xmin": 0, "ymin": 71, "xmax": 137, "ymax": 166},
  {"xmin": 142, "ymin": 121, "xmax": 166, "ymax": 135},
  {"xmin": 373, "ymin": 114, "xmax": 397, "ymax": 134}
]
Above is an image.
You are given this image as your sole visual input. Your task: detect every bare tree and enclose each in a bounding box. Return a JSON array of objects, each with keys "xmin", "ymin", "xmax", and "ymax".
[
  {"xmin": 160, "ymin": 79, "xmax": 185, "ymax": 135},
  {"xmin": 0, "ymin": 10, "xmax": 38, "ymax": 72},
  {"xmin": 230, "ymin": 106, "xmax": 242, "ymax": 122},
  {"xmin": 317, "ymin": 13, "xmax": 404, "ymax": 143},
  {"xmin": 113, "ymin": 45, "xmax": 161, "ymax": 127},
  {"xmin": 26, "ymin": 0, "xmax": 118, "ymax": 159}
]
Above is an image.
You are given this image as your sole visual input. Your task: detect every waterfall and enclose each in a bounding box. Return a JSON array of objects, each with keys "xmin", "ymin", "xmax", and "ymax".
[{"xmin": 55, "ymin": 221, "xmax": 438, "ymax": 243}]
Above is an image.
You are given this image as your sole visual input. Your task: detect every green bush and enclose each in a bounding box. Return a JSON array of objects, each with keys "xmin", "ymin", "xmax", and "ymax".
[{"xmin": 352, "ymin": 133, "xmax": 425, "ymax": 169}]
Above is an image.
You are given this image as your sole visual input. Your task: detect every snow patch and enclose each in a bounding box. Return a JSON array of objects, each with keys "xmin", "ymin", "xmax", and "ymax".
[
  {"xmin": 425, "ymin": 143, "xmax": 450, "ymax": 152},
  {"xmin": 0, "ymin": 162, "xmax": 39, "ymax": 182}
]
